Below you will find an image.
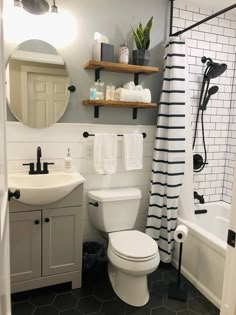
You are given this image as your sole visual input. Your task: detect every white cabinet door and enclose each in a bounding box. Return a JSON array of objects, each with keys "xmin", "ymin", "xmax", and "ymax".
[
  {"xmin": 10, "ymin": 211, "xmax": 41, "ymax": 283},
  {"xmin": 42, "ymin": 207, "xmax": 81, "ymax": 276}
]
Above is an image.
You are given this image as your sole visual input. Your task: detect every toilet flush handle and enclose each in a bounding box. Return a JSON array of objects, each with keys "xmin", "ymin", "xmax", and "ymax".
[{"xmin": 89, "ymin": 201, "xmax": 99, "ymax": 207}]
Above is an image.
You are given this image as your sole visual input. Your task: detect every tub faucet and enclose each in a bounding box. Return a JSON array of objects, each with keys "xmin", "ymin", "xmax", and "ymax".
[{"xmin": 194, "ymin": 191, "xmax": 205, "ymax": 204}]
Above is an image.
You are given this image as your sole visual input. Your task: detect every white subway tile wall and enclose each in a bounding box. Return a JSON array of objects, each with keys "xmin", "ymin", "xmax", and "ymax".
[
  {"xmin": 173, "ymin": 1, "xmax": 236, "ymax": 203},
  {"xmin": 7, "ymin": 122, "xmax": 156, "ymax": 241}
]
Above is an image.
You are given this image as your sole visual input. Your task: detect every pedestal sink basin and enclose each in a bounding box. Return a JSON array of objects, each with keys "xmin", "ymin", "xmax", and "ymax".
[{"xmin": 8, "ymin": 171, "xmax": 85, "ymax": 206}]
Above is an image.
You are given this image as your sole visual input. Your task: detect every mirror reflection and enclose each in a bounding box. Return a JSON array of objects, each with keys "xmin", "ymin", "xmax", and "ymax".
[{"xmin": 6, "ymin": 40, "xmax": 70, "ymax": 129}]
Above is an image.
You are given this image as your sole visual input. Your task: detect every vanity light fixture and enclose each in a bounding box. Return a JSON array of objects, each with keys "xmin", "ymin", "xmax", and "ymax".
[{"xmin": 13, "ymin": 0, "xmax": 58, "ymax": 15}]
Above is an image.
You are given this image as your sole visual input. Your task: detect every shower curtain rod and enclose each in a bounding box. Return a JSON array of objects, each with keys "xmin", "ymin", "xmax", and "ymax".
[{"xmin": 169, "ymin": 0, "xmax": 236, "ymax": 37}]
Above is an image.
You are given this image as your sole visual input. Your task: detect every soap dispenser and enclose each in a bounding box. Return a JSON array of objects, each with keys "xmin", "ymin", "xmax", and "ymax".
[{"xmin": 64, "ymin": 148, "xmax": 73, "ymax": 172}]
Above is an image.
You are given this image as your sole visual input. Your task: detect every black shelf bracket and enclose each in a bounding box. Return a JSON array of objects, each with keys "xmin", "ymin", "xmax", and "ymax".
[
  {"xmin": 94, "ymin": 106, "xmax": 100, "ymax": 118},
  {"xmin": 95, "ymin": 68, "xmax": 103, "ymax": 81},
  {"xmin": 134, "ymin": 72, "xmax": 145, "ymax": 85},
  {"xmin": 133, "ymin": 108, "xmax": 138, "ymax": 119}
]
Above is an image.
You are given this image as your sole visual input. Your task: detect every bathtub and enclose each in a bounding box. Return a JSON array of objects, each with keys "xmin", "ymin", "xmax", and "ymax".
[{"xmin": 172, "ymin": 201, "xmax": 231, "ymax": 308}]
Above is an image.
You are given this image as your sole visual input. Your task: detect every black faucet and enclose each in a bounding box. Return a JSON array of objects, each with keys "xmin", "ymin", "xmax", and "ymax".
[
  {"xmin": 37, "ymin": 146, "xmax": 42, "ymax": 172},
  {"xmin": 194, "ymin": 191, "xmax": 205, "ymax": 204},
  {"xmin": 23, "ymin": 147, "xmax": 54, "ymax": 175}
]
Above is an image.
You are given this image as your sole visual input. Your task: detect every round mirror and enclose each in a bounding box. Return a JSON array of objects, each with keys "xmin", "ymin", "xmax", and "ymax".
[{"xmin": 6, "ymin": 39, "xmax": 70, "ymax": 128}]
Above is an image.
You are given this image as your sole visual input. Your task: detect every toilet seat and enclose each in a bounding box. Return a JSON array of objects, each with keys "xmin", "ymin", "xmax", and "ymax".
[{"xmin": 109, "ymin": 230, "xmax": 158, "ymax": 262}]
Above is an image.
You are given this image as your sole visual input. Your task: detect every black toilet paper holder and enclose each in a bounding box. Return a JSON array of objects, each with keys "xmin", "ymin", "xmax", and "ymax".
[{"xmin": 168, "ymin": 239, "xmax": 188, "ymax": 301}]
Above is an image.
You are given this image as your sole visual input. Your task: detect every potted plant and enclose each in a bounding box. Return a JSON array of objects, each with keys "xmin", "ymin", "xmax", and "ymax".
[{"xmin": 131, "ymin": 16, "xmax": 153, "ymax": 66}]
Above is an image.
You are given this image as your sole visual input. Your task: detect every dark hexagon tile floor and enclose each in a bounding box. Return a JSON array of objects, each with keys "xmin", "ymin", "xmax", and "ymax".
[{"xmin": 11, "ymin": 262, "xmax": 220, "ymax": 315}]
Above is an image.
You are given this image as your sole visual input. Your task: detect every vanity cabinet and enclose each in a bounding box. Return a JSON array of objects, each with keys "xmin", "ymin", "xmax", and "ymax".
[
  {"xmin": 10, "ymin": 211, "xmax": 41, "ymax": 284},
  {"xmin": 9, "ymin": 185, "xmax": 84, "ymax": 293}
]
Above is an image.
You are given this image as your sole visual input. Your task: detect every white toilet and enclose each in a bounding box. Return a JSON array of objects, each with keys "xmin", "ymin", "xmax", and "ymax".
[{"xmin": 88, "ymin": 188, "xmax": 160, "ymax": 307}]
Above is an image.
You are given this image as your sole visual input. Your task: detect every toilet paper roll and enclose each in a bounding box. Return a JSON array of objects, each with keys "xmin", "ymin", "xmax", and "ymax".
[{"xmin": 174, "ymin": 224, "xmax": 188, "ymax": 243}]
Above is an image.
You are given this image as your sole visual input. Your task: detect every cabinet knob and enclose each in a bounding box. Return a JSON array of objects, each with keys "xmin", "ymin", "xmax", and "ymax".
[
  {"xmin": 34, "ymin": 220, "xmax": 40, "ymax": 225},
  {"xmin": 8, "ymin": 189, "xmax": 20, "ymax": 201},
  {"xmin": 45, "ymin": 218, "xmax": 50, "ymax": 223}
]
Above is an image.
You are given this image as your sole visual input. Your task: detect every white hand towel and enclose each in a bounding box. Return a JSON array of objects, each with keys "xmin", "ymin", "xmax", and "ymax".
[
  {"xmin": 141, "ymin": 88, "xmax": 151, "ymax": 103},
  {"xmin": 114, "ymin": 88, "xmax": 151, "ymax": 103},
  {"xmin": 93, "ymin": 134, "xmax": 117, "ymax": 174},
  {"xmin": 123, "ymin": 81, "xmax": 135, "ymax": 90},
  {"xmin": 123, "ymin": 134, "xmax": 143, "ymax": 170}
]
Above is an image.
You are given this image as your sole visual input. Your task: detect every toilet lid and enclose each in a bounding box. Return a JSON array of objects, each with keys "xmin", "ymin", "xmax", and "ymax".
[{"xmin": 109, "ymin": 230, "xmax": 158, "ymax": 260}]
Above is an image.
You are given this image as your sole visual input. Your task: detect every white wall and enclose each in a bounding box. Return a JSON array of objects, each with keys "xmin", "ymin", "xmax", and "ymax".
[
  {"xmin": 6, "ymin": 122, "xmax": 155, "ymax": 242},
  {"xmin": 173, "ymin": 1, "xmax": 236, "ymax": 204}
]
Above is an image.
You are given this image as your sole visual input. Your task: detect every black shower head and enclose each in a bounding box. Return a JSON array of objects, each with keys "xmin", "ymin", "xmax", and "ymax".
[
  {"xmin": 202, "ymin": 85, "xmax": 219, "ymax": 110},
  {"xmin": 208, "ymin": 85, "xmax": 219, "ymax": 95},
  {"xmin": 206, "ymin": 62, "xmax": 227, "ymax": 79}
]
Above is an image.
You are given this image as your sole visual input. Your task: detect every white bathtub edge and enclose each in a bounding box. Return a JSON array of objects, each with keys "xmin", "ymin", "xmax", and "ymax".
[{"xmin": 171, "ymin": 259, "xmax": 221, "ymax": 309}]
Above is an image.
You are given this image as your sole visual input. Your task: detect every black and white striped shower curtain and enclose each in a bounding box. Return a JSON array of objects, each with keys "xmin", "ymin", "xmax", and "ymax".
[{"xmin": 146, "ymin": 38, "xmax": 187, "ymax": 263}]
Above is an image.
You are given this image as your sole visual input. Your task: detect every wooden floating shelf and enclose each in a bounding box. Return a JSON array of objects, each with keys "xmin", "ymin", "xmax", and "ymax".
[
  {"xmin": 83, "ymin": 100, "xmax": 157, "ymax": 108},
  {"xmin": 83, "ymin": 60, "xmax": 159, "ymax": 75}
]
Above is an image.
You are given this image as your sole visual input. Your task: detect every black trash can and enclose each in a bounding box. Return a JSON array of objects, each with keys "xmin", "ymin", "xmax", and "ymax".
[{"xmin": 82, "ymin": 242, "xmax": 106, "ymax": 273}]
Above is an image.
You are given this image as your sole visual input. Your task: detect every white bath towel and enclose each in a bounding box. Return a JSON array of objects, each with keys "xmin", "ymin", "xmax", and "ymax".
[
  {"xmin": 134, "ymin": 85, "xmax": 143, "ymax": 91},
  {"xmin": 114, "ymin": 88, "xmax": 151, "ymax": 103},
  {"xmin": 123, "ymin": 81, "xmax": 135, "ymax": 90},
  {"xmin": 123, "ymin": 134, "xmax": 143, "ymax": 170},
  {"xmin": 93, "ymin": 134, "xmax": 117, "ymax": 174}
]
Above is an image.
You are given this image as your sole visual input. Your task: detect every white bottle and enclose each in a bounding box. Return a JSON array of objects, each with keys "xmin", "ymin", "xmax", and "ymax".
[{"xmin": 64, "ymin": 148, "xmax": 73, "ymax": 172}]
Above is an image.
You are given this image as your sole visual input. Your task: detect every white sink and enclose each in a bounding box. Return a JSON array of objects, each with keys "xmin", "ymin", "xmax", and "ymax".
[{"xmin": 8, "ymin": 171, "xmax": 85, "ymax": 206}]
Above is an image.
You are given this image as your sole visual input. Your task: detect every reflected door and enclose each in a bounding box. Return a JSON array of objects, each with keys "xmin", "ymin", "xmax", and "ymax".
[{"xmin": 25, "ymin": 72, "xmax": 69, "ymax": 128}]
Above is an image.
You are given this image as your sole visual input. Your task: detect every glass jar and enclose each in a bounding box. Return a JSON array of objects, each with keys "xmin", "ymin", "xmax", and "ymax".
[
  {"xmin": 106, "ymin": 83, "xmax": 115, "ymax": 100},
  {"xmin": 95, "ymin": 80, "xmax": 105, "ymax": 100},
  {"xmin": 89, "ymin": 85, "xmax": 96, "ymax": 100},
  {"xmin": 119, "ymin": 43, "xmax": 129, "ymax": 64},
  {"xmin": 99, "ymin": 81, "xmax": 105, "ymax": 100}
]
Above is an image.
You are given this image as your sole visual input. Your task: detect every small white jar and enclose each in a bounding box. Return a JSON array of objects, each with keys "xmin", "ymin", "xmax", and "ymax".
[{"xmin": 119, "ymin": 43, "xmax": 129, "ymax": 64}]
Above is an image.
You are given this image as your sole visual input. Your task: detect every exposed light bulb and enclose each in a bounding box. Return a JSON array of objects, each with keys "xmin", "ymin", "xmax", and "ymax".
[
  {"xmin": 51, "ymin": 0, "xmax": 58, "ymax": 13},
  {"xmin": 14, "ymin": 0, "xmax": 23, "ymax": 8}
]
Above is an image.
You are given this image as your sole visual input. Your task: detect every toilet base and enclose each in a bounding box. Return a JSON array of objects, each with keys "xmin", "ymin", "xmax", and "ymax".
[{"xmin": 108, "ymin": 262, "xmax": 149, "ymax": 307}]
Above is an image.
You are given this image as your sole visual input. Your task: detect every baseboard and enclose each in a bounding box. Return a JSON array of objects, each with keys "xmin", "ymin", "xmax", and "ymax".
[{"xmin": 171, "ymin": 259, "xmax": 221, "ymax": 309}]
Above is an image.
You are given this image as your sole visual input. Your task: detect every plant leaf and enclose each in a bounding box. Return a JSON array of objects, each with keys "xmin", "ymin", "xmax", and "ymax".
[
  {"xmin": 131, "ymin": 26, "xmax": 142, "ymax": 49},
  {"xmin": 137, "ymin": 25, "xmax": 144, "ymax": 46},
  {"xmin": 143, "ymin": 16, "xmax": 153, "ymax": 49}
]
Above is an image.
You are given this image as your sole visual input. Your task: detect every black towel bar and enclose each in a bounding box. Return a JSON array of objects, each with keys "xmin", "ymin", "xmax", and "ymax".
[{"xmin": 83, "ymin": 131, "xmax": 146, "ymax": 138}]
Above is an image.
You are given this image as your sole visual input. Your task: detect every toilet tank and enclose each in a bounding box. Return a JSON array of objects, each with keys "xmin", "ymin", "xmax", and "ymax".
[{"xmin": 88, "ymin": 188, "xmax": 141, "ymax": 233}]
